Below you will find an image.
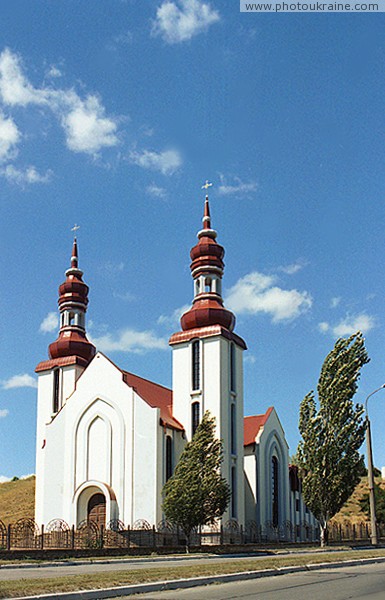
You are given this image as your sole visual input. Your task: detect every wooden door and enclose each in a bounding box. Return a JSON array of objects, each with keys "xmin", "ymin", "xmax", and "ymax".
[{"xmin": 87, "ymin": 493, "xmax": 106, "ymax": 527}]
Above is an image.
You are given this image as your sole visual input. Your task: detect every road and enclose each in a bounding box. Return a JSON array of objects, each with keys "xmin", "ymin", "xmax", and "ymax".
[{"xmin": 134, "ymin": 562, "xmax": 385, "ymax": 599}]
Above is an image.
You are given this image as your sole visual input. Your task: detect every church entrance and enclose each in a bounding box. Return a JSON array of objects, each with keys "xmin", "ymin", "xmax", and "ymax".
[{"xmin": 87, "ymin": 493, "xmax": 106, "ymax": 527}]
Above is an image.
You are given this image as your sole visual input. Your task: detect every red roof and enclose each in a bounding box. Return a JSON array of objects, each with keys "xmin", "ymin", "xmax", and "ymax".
[
  {"xmin": 169, "ymin": 325, "xmax": 247, "ymax": 349},
  {"xmin": 36, "ymin": 355, "xmax": 90, "ymax": 373},
  {"xmin": 122, "ymin": 370, "xmax": 184, "ymax": 432},
  {"xmin": 244, "ymin": 407, "xmax": 273, "ymax": 446}
]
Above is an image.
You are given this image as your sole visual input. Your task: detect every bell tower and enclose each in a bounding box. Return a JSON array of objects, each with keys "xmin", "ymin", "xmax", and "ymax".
[
  {"xmin": 35, "ymin": 237, "xmax": 95, "ymax": 420},
  {"xmin": 170, "ymin": 193, "xmax": 246, "ymax": 524}
]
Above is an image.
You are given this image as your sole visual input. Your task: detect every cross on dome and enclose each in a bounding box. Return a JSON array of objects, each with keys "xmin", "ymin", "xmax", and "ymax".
[{"xmin": 201, "ymin": 180, "xmax": 213, "ymax": 191}]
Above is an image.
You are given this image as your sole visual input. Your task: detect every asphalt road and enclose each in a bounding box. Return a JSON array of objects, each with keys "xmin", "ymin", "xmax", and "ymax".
[{"xmin": 134, "ymin": 562, "xmax": 385, "ymax": 599}]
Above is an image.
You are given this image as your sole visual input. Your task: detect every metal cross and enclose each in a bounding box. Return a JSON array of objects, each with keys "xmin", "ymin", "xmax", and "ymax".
[
  {"xmin": 201, "ymin": 180, "xmax": 213, "ymax": 190},
  {"xmin": 71, "ymin": 224, "xmax": 80, "ymax": 234}
]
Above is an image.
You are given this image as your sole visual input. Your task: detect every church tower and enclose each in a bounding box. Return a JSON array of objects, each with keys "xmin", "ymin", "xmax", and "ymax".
[
  {"xmin": 35, "ymin": 237, "xmax": 96, "ymax": 405},
  {"xmin": 170, "ymin": 194, "xmax": 246, "ymax": 525},
  {"xmin": 35, "ymin": 239, "xmax": 96, "ymax": 525}
]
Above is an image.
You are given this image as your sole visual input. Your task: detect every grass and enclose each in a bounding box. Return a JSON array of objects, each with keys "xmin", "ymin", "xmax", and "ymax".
[
  {"xmin": 332, "ymin": 476, "xmax": 385, "ymax": 524},
  {"xmin": 0, "ymin": 477, "xmax": 35, "ymax": 526},
  {"xmin": 1, "ymin": 548, "xmax": 385, "ymax": 598}
]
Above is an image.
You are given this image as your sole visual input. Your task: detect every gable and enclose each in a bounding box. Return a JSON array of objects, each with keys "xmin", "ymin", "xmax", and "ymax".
[
  {"xmin": 244, "ymin": 407, "xmax": 273, "ymax": 446},
  {"xmin": 122, "ymin": 371, "xmax": 184, "ymax": 431}
]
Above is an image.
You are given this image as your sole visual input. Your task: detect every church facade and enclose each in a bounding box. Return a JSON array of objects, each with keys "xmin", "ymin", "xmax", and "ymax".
[{"xmin": 35, "ymin": 196, "xmax": 310, "ymax": 535}]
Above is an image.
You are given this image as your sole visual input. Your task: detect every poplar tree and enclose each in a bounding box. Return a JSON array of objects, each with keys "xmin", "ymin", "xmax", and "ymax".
[
  {"xmin": 297, "ymin": 333, "xmax": 369, "ymax": 546},
  {"xmin": 162, "ymin": 411, "xmax": 230, "ymax": 550}
]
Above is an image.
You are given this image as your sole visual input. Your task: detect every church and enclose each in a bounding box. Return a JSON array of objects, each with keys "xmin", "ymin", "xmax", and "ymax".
[{"xmin": 34, "ymin": 194, "xmax": 315, "ymax": 537}]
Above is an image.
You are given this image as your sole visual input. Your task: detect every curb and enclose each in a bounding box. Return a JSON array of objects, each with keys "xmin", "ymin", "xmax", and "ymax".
[{"xmin": 12, "ymin": 556, "xmax": 385, "ymax": 600}]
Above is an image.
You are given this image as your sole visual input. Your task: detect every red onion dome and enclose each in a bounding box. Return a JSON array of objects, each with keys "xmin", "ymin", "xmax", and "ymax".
[
  {"xmin": 181, "ymin": 297, "xmax": 236, "ymax": 331},
  {"xmin": 48, "ymin": 238, "xmax": 95, "ymax": 363},
  {"xmin": 190, "ymin": 235, "xmax": 225, "ymax": 274},
  {"xmin": 180, "ymin": 196, "xmax": 236, "ymax": 332},
  {"xmin": 49, "ymin": 331, "xmax": 96, "ymax": 362},
  {"xmin": 58, "ymin": 277, "xmax": 89, "ymax": 308}
]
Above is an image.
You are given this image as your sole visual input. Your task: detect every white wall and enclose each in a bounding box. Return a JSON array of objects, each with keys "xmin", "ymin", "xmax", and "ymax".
[
  {"xmin": 35, "ymin": 353, "xmax": 164, "ymax": 528},
  {"xmin": 172, "ymin": 334, "xmax": 245, "ymax": 525}
]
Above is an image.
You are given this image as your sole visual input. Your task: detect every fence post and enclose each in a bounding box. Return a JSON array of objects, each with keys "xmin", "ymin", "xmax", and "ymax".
[
  {"xmin": 240, "ymin": 524, "xmax": 244, "ymax": 545},
  {"xmin": 7, "ymin": 524, "xmax": 11, "ymax": 551},
  {"xmin": 100, "ymin": 524, "xmax": 104, "ymax": 549},
  {"xmin": 220, "ymin": 524, "xmax": 223, "ymax": 546},
  {"xmin": 71, "ymin": 524, "xmax": 75, "ymax": 549},
  {"xmin": 152, "ymin": 525, "xmax": 156, "ymax": 549},
  {"xmin": 40, "ymin": 524, "xmax": 44, "ymax": 550},
  {"xmin": 126, "ymin": 525, "xmax": 130, "ymax": 549}
]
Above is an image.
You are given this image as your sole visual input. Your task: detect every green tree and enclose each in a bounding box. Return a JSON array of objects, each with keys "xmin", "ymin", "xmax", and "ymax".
[
  {"xmin": 360, "ymin": 484, "xmax": 385, "ymax": 525},
  {"xmin": 162, "ymin": 411, "xmax": 230, "ymax": 550},
  {"xmin": 297, "ymin": 333, "xmax": 369, "ymax": 547}
]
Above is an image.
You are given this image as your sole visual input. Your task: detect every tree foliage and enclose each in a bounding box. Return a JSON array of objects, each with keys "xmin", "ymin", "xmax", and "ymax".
[
  {"xmin": 162, "ymin": 411, "xmax": 230, "ymax": 546},
  {"xmin": 297, "ymin": 333, "xmax": 369, "ymax": 545}
]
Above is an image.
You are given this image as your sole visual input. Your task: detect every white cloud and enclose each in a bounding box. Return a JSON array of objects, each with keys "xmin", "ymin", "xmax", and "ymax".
[
  {"xmin": 91, "ymin": 328, "xmax": 168, "ymax": 353},
  {"xmin": 0, "ymin": 409, "xmax": 9, "ymax": 418},
  {"xmin": 158, "ymin": 304, "xmax": 191, "ymax": 326},
  {"xmin": 244, "ymin": 354, "xmax": 257, "ymax": 364},
  {"xmin": 2, "ymin": 374, "xmax": 38, "ymax": 389},
  {"xmin": 130, "ymin": 148, "xmax": 182, "ymax": 175},
  {"xmin": 278, "ymin": 260, "xmax": 307, "ymax": 275},
  {"xmin": 39, "ymin": 312, "xmax": 59, "ymax": 333},
  {"xmin": 330, "ymin": 296, "xmax": 341, "ymax": 309},
  {"xmin": 61, "ymin": 94, "xmax": 119, "ymax": 154},
  {"xmin": 1, "ymin": 164, "xmax": 52, "ymax": 185},
  {"xmin": 146, "ymin": 184, "xmax": 167, "ymax": 198},
  {"xmin": 46, "ymin": 65, "xmax": 62, "ymax": 79},
  {"xmin": 0, "ymin": 48, "xmax": 119, "ymax": 155},
  {"xmin": 319, "ymin": 313, "xmax": 376, "ymax": 337},
  {"xmin": 217, "ymin": 175, "xmax": 257, "ymax": 196},
  {"xmin": 0, "ymin": 48, "xmax": 46, "ymax": 106},
  {"xmin": 153, "ymin": 0, "xmax": 220, "ymax": 44},
  {"xmin": 226, "ymin": 271, "xmax": 312, "ymax": 323},
  {"xmin": 0, "ymin": 112, "xmax": 20, "ymax": 161}
]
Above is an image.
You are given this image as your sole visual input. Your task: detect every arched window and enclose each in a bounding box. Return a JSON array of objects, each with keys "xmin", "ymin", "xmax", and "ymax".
[
  {"xmin": 192, "ymin": 340, "xmax": 200, "ymax": 390},
  {"xmin": 230, "ymin": 403, "xmax": 236, "ymax": 455},
  {"xmin": 230, "ymin": 343, "xmax": 236, "ymax": 392},
  {"xmin": 231, "ymin": 466, "xmax": 237, "ymax": 518},
  {"xmin": 53, "ymin": 368, "xmax": 60, "ymax": 413},
  {"xmin": 204, "ymin": 277, "xmax": 212, "ymax": 292},
  {"xmin": 272, "ymin": 456, "xmax": 279, "ymax": 527},
  {"xmin": 191, "ymin": 402, "xmax": 200, "ymax": 437},
  {"xmin": 166, "ymin": 436, "xmax": 173, "ymax": 481}
]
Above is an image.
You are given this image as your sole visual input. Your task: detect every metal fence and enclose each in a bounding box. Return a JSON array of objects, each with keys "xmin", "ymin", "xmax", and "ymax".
[{"xmin": 3, "ymin": 517, "xmax": 382, "ymax": 551}]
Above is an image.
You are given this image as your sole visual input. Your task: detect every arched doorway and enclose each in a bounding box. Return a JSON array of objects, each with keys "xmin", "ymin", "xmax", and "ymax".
[{"xmin": 87, "ymin": 493, "xmax": 106, "ymax": 527}]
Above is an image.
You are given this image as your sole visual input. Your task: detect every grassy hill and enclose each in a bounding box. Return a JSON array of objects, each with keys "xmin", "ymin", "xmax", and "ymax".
[
  {"xmin": 0, "ymin": 476, "xmax": 35, "ymax": 525},
  {"xmin": 331, "ymin": 475, "xmax": 385, "ymax": 524}
]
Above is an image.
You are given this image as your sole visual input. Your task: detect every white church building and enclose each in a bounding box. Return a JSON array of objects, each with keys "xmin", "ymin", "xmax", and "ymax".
[{"xmin": 35, "ymin": 196, "xmax": 314, "ymax": 535}]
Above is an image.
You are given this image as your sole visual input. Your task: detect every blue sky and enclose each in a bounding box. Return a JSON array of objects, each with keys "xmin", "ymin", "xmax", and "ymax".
[{"xmin": 0, "ymin": 1, "xmax": 385, "ymax": 480}]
